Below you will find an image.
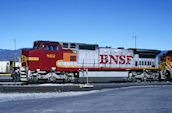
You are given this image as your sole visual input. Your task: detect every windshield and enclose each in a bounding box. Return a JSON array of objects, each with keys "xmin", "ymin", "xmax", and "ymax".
[
  {"xmin": 42, "ymin": 44, "xmax": 58, "ymax": 51},
  {"xmin": 33, "ymin": 44, "xmax": 40, "ymax": 49}
]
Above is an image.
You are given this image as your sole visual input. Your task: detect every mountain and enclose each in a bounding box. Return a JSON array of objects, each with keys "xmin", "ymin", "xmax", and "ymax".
[{"xmin": 0, "ymin": 49, "xmax": 21, "ymax": 61}]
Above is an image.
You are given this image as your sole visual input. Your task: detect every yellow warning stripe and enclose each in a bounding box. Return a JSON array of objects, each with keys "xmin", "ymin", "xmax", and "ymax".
[
  {"xmin": 22, "ymin": 55, "xmax": 39, "ymax": 62},
  {"xmin": 0, "ymin": 74, "xmax": 11, "ymax": 76},
  {"xmin": 27, "ymin": 57, "xmax": 39, "ymax": 61}
]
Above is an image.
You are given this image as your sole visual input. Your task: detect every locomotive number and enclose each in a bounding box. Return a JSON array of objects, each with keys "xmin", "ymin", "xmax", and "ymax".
[{"xmin": 47, "ymin": 54, "xmax": 55, "ymax": 58}]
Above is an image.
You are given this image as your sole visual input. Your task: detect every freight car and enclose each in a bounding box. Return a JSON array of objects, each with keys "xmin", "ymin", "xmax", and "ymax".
[
  {"xmin": 0, "ymin": 61, "xmax": 11, "ymax": 73},
  {"xmin": 13, "ymin": 40, "xmax": 161, "ymax": 83}
]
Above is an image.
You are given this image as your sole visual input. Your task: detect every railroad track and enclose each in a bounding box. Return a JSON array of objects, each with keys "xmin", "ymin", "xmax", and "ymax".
[{"xmin": 0, "ymin": 82, "xmax": 172, "ymax": 93}]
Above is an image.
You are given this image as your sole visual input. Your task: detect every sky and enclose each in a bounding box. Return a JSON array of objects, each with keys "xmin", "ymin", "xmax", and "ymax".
[{"xmin": 0, "ymin": 0, "xmax": 171, "ymax": 50}]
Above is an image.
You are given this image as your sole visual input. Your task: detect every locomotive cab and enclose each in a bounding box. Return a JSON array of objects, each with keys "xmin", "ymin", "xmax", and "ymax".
[
  {"xmin": 21, "ymin": 41, "xmax": 65, "ymax": 82},
  {"xmin": 22, "ymin": 41, "xmax": 63, "ymax": 70},
  {"xmin": 33, "ymin": 42, "xmax": 41, "ymax": 49},
  {"xmin": 33, "ymin": 41, "xmax": 59, "ymax": 51}
]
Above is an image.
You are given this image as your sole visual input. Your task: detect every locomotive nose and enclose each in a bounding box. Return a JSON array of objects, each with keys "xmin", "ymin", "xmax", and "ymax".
[{"xmin": 21, "ymin": 49, "xmax": 34, "ymax": 67}]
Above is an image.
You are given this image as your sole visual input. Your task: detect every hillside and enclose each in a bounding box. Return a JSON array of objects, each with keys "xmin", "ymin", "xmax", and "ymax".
[{"xmin": 0, "ymin": 49, "xmax": 21, "ymax": 61}]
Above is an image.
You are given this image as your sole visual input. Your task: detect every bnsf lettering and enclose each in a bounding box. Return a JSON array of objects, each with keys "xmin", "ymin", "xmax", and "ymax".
[{"xmin": 100, "ymin": 54, "xmax": 133, "ymax": 64}]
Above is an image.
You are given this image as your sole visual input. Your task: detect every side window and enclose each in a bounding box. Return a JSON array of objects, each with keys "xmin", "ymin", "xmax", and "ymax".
[
  {"xmin": 33, "ymin": 44, "xmax": 40, "ymax": 49},
  {"xmin": 152, "ymin": 62, "xmax": 155, "ymax": 67},
  {"xmin": 135, "ymin": 61, "xmax": 138, "ymax": 67},
  {"xmin": 43, "ymin": 45, "xmax": 47, "ymax": 50},
  {"xmin": 47, "ymin": 45, "xmax": 52, "ymax": 51},
  {"xmin": 63, "ymin": 43, "xmax": 68, "ymax": 48},
  {"xmin": 52, "ymin": 45, "xmax": 58, "ymax": 51},
  {"xmin": 37, "ymin": 44, "xmax": 40, "ymax": 49},
  {"xmin": 70, "ymin": 43, "xmax": 76, "ymax": 49},
  {"xmin": 33, "ymin": 45, "xmax": 36, "ymax": 49},
  {"xmin": 46, "ymin": 45, "xmax": 59, "ymax": 51},
  {"xmin": 70, "ymin": 56, "xmax": 76, "ymax": 61}
]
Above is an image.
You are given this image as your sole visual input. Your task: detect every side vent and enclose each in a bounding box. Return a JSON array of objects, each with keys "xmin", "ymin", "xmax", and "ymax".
[
  {"xmin": 70, "ymin": 56, "xmax": 76, "ymax": 61},
  {"xmin": 63, "ymin": 53, "xmax": 77, "ymax": 62}
]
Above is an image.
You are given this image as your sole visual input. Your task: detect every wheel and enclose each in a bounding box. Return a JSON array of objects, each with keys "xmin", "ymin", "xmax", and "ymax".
[
  {"xmin": 142, "ymin": 76, "xmax": 147, "ymax": 81},
  {"xmin": 153, "ymin": 75, "xmax": 159, "ymax": 81},
  {"xmin": 128, "ymin": 73, "xmax": 136, "ymax": 82},
  {"xmin": 48, "ymin": 76, "xmax": 56, "ymax": 82}
]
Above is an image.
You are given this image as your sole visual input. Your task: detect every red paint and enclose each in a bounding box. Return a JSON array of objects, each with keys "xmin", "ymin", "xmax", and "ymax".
[
  {"xmin": 126, "ymin": 56, "xmax": 133, "ymax": 64},
  {"xmin": 100, "ymin": 55, "xmax": 108, "ymax": 64},
  {"xmin": 119, "ymin": 55, "xmax": 125, "ymax": 64},
  {"xmin": 22, "ymin": 41, "xmax": 64, "ymax": 71},
  {"xmin": 100, "ymin": 54, "xmax": 133, "ymax": 64},
  {"xmin": 109, "ymin": 55, "xmax": 118, "ymax": 64}
]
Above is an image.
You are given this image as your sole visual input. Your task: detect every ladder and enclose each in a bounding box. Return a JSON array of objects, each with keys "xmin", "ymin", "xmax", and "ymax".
[{"xmin": 20, "ymin": 67, "xmax": 28, "ymax": 82}]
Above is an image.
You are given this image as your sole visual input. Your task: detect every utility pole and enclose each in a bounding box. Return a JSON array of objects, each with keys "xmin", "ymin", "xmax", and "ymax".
[
  {"xmin": 13, "ymin": 39, "xmax": 16, "ymax": 67},
  {"xmin": 134, "ymin": 35, "xmax": 137, "ymax": 49}
]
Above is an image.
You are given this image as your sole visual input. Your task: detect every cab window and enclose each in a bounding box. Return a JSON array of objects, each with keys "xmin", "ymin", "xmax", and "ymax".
[
  {"xmin": 33, "ymin": 44, "xmax": 40, "ymax": 49},
  {"xmin": 46, "ymin": 45, "xmax": 58, "ymax": 51},
  {"xmin": 63, "ymin": 43, "xmax": 68, "ymax": 48},
  {"xmin": 43, "ymin": 45, "xmax": 47, "ymax": 50},
  {"xmin": 47, "ymin": 45, "xmax": 52, "ymax": 51},
  {"xmin": 52, "ymin": 45, "xmax": 58, "ymax": 51}
]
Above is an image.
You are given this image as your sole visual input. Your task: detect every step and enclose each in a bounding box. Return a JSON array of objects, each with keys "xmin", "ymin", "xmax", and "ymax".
[
  {"xmin": 20, "ymin": 78, "xmax": 28, "ymax": 81},
  {"xmin": 20, "ymin": 72, "xmax": 26, "ymax": 74},
  {"xmin": 20, "ymin": 75, "xmax": 27, "ymax": 78}
]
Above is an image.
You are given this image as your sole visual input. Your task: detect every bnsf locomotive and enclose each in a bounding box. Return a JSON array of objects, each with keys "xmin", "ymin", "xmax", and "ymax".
[{"xmin": 17, "ymin": 40, "xmax": 162, "ymax": 83}]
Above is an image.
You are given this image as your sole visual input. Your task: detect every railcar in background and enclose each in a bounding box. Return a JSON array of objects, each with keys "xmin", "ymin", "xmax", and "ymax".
[
  {"xmin": 159, "ymin": 50, "xmax": 172, "ymax": 80},
  {"xmin": 0, "ymin": 61, "xmax": 11, "ymax": 73},
  {"xmin": 18, "ymin": 40, "xmax": 161, "ymax": 83}
]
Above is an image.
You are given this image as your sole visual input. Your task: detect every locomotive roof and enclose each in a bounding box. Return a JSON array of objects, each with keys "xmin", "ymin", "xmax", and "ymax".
[
  {"xmin": 34, "ymin": 41, "xmax": 60, "ymax": 45},
  {"xmin": 128, "ymin": 48, "xmax": 161, "ymax": 53},
  {"xmin": 34, "ymin": 41, "xmax": 164, "ymax": 54},
  {"xmin": 128, "ymin": 48, "xmax": 161, "ymax": 58},
  {"xmin": 34, "ymin": 40, "xmax": 98, "ymax": 46},
  {"xmin": 59, "ymin": 41, "xmax": 98, "ymax": 46}
]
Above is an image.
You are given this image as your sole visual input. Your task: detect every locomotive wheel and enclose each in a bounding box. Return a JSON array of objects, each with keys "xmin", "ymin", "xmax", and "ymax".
[
  {"xmin": 48, "ymin": 76, "xmax": 56, "ymax": 82},
  {"xmin": 142, "ymin": 76, "xmax": 147, "ymax": 81},
  {"xmin": 31, "ymin": 77, "xmax": 39, "ymax": 83},
  {"xmin": 128, "ymin": 73, "xmax": 136, "ymax": 82},
  {"xmin": 153, "ymin": 75, "xmax": 159, "ymax": 81}
]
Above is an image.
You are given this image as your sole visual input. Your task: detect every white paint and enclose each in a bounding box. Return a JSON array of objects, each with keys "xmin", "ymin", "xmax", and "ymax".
[
  {"xmin": 0, "ymin": 61, "xmax": 10, "ymax": 73},
  {"xmin": 80, "ymin": 71, "xmax": 128, "ymax": 77}
]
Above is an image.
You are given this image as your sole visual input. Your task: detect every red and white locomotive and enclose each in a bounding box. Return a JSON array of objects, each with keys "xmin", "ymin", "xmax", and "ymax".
[{"xmin": 20, "ymin": 40, "xmax": 161, "ymax": 82}]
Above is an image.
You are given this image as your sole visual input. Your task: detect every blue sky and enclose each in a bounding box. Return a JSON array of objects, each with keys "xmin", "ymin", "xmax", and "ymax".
[{"xmin": 0, "ymin": 0, "xmax": 171, "ymax": 50}]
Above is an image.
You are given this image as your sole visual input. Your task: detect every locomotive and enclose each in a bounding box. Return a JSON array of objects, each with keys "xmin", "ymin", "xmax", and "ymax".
[{"xmin": 15, "ymin": 40, "xmax": 163, "ymax": 83}]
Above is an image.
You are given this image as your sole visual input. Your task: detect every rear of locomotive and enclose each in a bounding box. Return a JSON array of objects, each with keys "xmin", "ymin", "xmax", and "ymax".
[
  {"xmin": 127, "ymin": 49, "xmax": 161, "ymax": 81},
  {"xmin": 20, "ymin": 41, "xmax": 79, "ymax": 82}
]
